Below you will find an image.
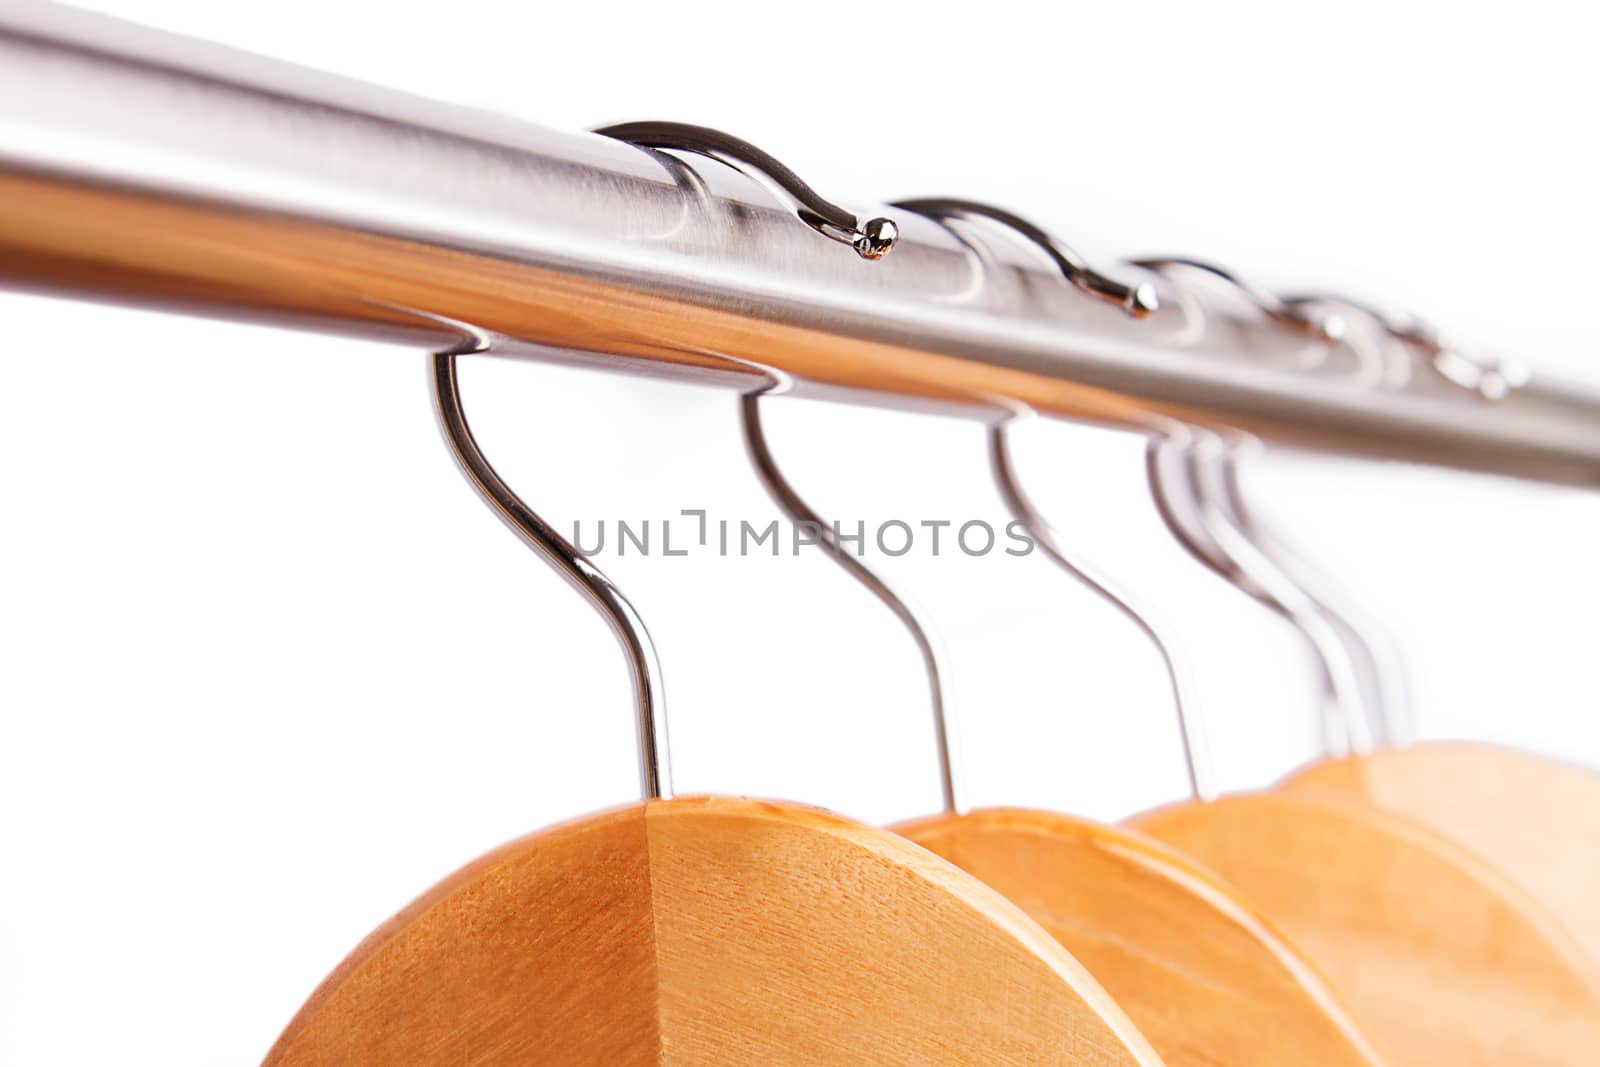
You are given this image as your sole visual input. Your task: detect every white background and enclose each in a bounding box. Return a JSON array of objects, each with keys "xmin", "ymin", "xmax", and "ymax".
[{"xmin": 2, "ymin": 1, "xmax": 1598, "ymax": 1061}]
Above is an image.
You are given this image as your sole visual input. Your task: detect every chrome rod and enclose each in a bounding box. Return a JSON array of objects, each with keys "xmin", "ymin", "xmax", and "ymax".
[{"xmin": 3, "ymin": 3, "xmax": 1600, "ymax": 485}]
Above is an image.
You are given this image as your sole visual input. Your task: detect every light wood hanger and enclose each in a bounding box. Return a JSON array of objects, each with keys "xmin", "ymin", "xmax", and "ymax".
[
  {"xmin": 1203, "ymin": 293, "xmax": 1600, "ymax": 968},
  {"xmin": 1135, "ymin": 422, "xmax": 1600, "ymax": 1064},
  {"xmin": 1131, "ymin": 791, "xmax": 1600, "ymax": 1066},
  {"xmin": 269, "ymin": 795, "xmax": 1168, "ymax": 1066},
  {"xmin": 1240, "ymin": 449, "xmax": 1600, "ymax": 972},
  {"xmin": 740, "ymin": 390, "xmax": 1388, "ymax": 1067},
  {"xmin": 1146, "ymin": 349, "xmax": 1600, "ymax": 970},
  {"xmin": 899, "ymin": 807, "xmax": 1390, "ymax": 1066},
  {"xmin": 1281, "ymin": 743, "xmax": 1600, "ymax": 963},
  {"xmin": 264, "ymin": 350, "xmax": 1165, "ymax": 1066}
]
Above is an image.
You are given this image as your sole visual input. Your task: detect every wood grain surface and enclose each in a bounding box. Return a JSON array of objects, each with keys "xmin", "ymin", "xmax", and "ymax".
[
  {"xmin": 898, "ymin": 807, "xmax": 1389, "ymax": 1067},
  {"xmin": 265, "ymin": 796, "xmax": 1166, "ymax": 1065},
  {"xmin": 1281, "ymin": 742, "xmax": 1600, "ymax": 963},
  {"xmin": 1133, "ymin": 791, "xmax": 1600, "ymax": 1066}
]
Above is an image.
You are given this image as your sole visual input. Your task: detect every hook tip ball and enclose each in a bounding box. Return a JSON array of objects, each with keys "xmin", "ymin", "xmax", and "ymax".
[
  {"xmin": 855, "ymin": 217, "xmax": 899, "ymax": 260},
  {"xmin": 1128, "ymin": 281, "xmax": 1161, "ymax": 318}
]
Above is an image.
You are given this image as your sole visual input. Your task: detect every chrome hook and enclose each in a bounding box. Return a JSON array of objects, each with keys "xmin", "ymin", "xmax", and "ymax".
[
  {"xmin": 1285, "ymin": 291, "xmax": 1527, "ymax": 401},
  {"xmin": 891, "ymin": 198, "xmax": 1159, "ymax": 317},
  {"xmin": 739, "ymin": 392, "xmax": 966, "ymax": 814},
  {"xmin": 1211, "ymin": 442, "xmax": 1413, "ymax": 749},
  {"xmin": 989, "ymin": 409, "xmax": 1217, "ymax": 801},
  {"xmin": 1145, "ymin": 430, "xmax": 1374, "ymax": 756},
  {"xmin": 891, "ymin": 200, "xmax": 1207, "ymax": 795},
  {"xmin": 1279, "ymin": 292, "xmax": 1406, "ymax": 389},
  {"xmin": 595, "ymin": 121, "xmax": 898, "ymax": 259},
  {"xmin": 432, "ymin": 349, "xmax": 673, "ymax": 800},
  {"xmin": 1131, "ymin": 257, "xmax": 1342, "ymax": 340},
  {"xmin": 1133, "ymin": 259, "xmax": 1395, "ymax": 754},
  {"xmin": 743, "ymin": 389, "xmax": 1215, "ymax": 803}
]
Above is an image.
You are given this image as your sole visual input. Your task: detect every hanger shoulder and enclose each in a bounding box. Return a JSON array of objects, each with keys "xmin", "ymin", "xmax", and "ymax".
[
  {"xmin": 1280, "ymin": 742, "xmax": 1600, "ymax": 963},
  {"xmin": 897, "ymin": 807, "xmax": 1386, "ymax": 1067},
  {"xmin": 267, "ymin": 796, "xmax": 1165, "ymax": 1066},
  {"xmin": 265, "ymin": 803, "xmax": 659, "ymax": 1065},
  {"xmin": 1132, "ymin": 792, "xmax": 1600, "ymax": 1066},
  {"xmin": 647, "ymin": 797, "xmax": 1162, "ymax": 1065}
]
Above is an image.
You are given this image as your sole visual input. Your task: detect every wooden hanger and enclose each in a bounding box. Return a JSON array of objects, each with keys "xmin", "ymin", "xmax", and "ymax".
[
  {"xmin": 1132, "ymin": 790, "xmax": 1600, "ymax": 1065},
  {"xmin": 268, "ymin": 795, "xmax": 1167, "ymax": 1065},
  {"xmin": 1237, "ymin": 467, "xmax": 1600, "ymax": 970},
  {"xmin": 1146, "ymin": 385, "xmax": 1600, "ymax": 969},
  {"xmin": 266, "ymin": 351, "xmax": 1166, "ymax": 1065},
  {"xmin": 1280, "ymin": 743, "xmax": 1600, "ymax": 963},
  {"xmin": 898, "ymin": 808, "xmax": 1388, "ymax": 1066},
  {"xmin": 1134, "ymin": 424, "xmax": 1600, "ymax": 1062},
  {"xmin": 741, "ymin": 393, "xmax": 1387, "ymax": 1067}
]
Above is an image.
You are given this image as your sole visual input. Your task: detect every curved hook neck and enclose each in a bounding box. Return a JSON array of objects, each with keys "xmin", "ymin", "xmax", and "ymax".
[
  {"xmin": 990, "ymin": 414, "xmax": 1217, "ymax": 802},
  {"xmin": 432, "ymin": 352, "xmax": 673, "ymax": 801},
  {"xmin": 1133, "ymin": 261, "xmax": 1408, "ymax": 757},
  {"xmin": 1211, "ymin": 449, "xmax": 1409, "ymax": 750},
  {"xmin": 740, "ymin": 393, "xmax": 966, "ymax": 815},
  {"xmin": 1147, "ymin": 431, "xmax": 1376, "ymax": 757}
]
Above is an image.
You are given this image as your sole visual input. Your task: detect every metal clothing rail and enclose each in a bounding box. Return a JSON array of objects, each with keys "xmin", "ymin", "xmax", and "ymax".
[{"xmin": 3, "ymin": 2, "xmax": 1599, "ymax": 486}]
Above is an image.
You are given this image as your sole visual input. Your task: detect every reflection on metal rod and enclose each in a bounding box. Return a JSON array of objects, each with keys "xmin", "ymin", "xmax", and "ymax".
[
  {"xmin": 432, "ymin": 349, "xmax": 672, "ymax": 800},
  {"xmin": 3, "ymin": 4, "xmax": 1600, "ymax": 484}
]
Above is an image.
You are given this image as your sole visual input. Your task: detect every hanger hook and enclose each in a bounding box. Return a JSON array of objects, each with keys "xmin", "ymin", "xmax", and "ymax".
[
  {"xmin": 890, "ymin": 198, "xmax": 1159, "ymax": 317},
  {"xmin": 1253, "ymin": 288, "xmax": 1457, "ymax": 748},
  {"xmin": 1144, "ymin": 271, "xmax": 1426, "ymax": 749},
  {"xmin": 888, "ymin": 200, "xmax": 1211, "ymax": 794},
  {"xmin": 432, "ymin": 349, "xmax": 673, "ymax": 801},
  {"xmin": 595, "ymin": 121, "xmax": 899, "ymax": 259},
  {"xmin": 1285, "ymin": 291, "xmax": 1527, "ymax": 401},
  {"xmin": 989, "ymin": 409, "xmax": 1217, "ymax": 801},
  {"xmin": 1132, "ymin": 259, "xmax": 1391, "ymax": 755},
  {"xmin": 739, "ymin": 392, "xmax": 967, "ymax": 815},
  {"xmin": 1212, "ymin": 437, "xmax": 1413, "ymax": 749},
  {"xmin": 1145, "ymin": 420, "xmax": 1376, "ymax": 757},
  {"xmin": 1131, "ymin": 257, "xmax": 1343, "ymax": 340},
  {"xmin": 889, "ymin": 199, "xmax": 1210, "ymax": 794}
]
